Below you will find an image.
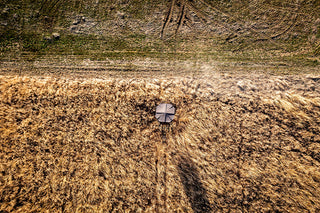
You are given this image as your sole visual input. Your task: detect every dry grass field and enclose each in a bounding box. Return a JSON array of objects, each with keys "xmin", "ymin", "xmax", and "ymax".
[
  {"xmin": 1, "ymin": 0, "xmax": 320, "ymax": 212},
  {"xmin": 0, "ymin": 73, "xmax": 320, "ymax": 212}
]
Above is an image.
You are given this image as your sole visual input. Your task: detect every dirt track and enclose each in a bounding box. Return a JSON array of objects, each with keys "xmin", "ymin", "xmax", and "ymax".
[{"xmin": 0, "ymin": 72, "xmax": 320, "ymax": 212}]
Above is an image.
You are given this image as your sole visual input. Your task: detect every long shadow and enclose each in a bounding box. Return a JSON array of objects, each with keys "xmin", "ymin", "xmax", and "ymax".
[{"xmin": 177, "ymin": 155, "xmax": 212, "ymax": 213}]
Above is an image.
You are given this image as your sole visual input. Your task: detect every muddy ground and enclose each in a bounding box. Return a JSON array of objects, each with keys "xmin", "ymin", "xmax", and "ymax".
[{"xmin": 0, "ymin": 70, "xmax": 320, "ymax": 212}]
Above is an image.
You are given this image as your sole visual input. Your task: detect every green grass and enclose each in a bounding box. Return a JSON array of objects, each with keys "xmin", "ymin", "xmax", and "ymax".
[
  {"xmin": 1, "ymin": 31, "xmax": 318, "ymax": 69},
  {"xmin": 0, "ymin": 0, "xmax": 319, "ymax": 71}
]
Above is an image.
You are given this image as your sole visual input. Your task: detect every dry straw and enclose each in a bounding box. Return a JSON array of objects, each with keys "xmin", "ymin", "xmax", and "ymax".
[{"xmin": 0, "ymin": 74, "xmax": 319, "ymax": 212}]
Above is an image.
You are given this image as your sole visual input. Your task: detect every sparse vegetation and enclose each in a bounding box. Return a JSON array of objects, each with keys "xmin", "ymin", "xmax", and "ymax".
[{"xmin": 1, "ymin": 0, "xmax": 320, "ymax": 64}]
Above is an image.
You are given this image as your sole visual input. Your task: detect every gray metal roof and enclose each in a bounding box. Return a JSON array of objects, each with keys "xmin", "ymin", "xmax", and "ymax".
[{"xmin": 155, "ymin": 103, "xmax": 175, "ymax": 123}]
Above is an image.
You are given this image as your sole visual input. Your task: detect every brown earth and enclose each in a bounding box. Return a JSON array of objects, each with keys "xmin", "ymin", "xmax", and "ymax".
[{"xmin": 0, "ymin": 72, "xmax": 320, "ymax": 212}]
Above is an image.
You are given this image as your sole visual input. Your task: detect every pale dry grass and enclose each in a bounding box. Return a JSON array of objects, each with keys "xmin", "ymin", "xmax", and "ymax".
[{"xmin": 0, "ymin": 74, "xmax": 320, "ymax": 212}]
